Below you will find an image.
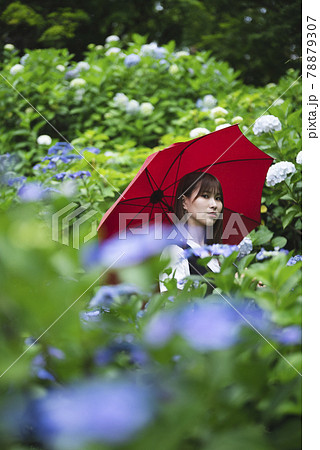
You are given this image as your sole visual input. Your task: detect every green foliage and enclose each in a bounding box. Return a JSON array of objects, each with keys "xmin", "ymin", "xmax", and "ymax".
[{"xmin": 0, "ymin": 37, "xmax": 301, "ymax": 449}]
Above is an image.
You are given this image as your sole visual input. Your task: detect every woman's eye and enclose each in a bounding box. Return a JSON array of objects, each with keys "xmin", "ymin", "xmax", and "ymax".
[{"xmin": 202, "ymin": 194, "xmax": 209, "ymax": 198}]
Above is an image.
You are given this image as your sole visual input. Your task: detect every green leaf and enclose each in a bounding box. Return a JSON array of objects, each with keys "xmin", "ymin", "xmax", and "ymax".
[
  {"xmin": 252, "ymin": 226, "xmax": 274, "ymax": 246},
  {"xmin": 271, "ymin": 236, "xmax": 287, "ymax": 249}
]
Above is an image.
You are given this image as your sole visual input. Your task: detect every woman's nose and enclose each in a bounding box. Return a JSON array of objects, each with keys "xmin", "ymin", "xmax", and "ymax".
[{"xmin": 210, "ymin": 197, "xmax": 217, "ymax": 208}]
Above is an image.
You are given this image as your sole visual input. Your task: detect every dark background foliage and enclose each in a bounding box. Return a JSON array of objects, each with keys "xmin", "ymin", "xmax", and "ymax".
[{"xmin": 0, "ymin": 0, "xmax": 301, "ymax": 85}]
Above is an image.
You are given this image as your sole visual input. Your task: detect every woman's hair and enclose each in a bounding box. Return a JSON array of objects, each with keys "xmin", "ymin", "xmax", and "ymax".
[{"xmin": 173, "ymin": 171, "xmax": 224, "ymax": 245}]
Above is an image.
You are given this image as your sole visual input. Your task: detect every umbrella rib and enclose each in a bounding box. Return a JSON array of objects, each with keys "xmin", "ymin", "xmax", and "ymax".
[
  {"xmin": 159, "ymin": 135, "xmax": 207, "ymax": 190},
  {"xmin": 121, "ymin": 201, "xmax": 152, "ymax": 230},
  {"xmin": 162, "ymin": 157, "xmax": 272, "ymax": 193},
  {"xmin": 145, "ymin": 167, "xmax": 160, "ymax": 192}
]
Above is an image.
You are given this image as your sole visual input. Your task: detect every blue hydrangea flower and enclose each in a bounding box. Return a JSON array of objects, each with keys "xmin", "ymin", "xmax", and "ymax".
[
  {"xmin": 94, "ymin": 342, "xmax": 148, "ymax": 366},
  {"xmin": 17, "ymin": 182, "xmax": 46, "ymax": 202},
  {"xmin": 99, "ymin": 224, "xmax": 183, "ymax": 268},
  {"xmin": 89, "ymin": 284, "xmax": 142, "ymax": 310},
  {"xmin": 64, "ymin": 68, "xmax": 80, "ymax": 80},
  {"xmin": 270, "ymin": 325, "xmax": 302, "ymax": 344},
  {"xmin": 54, "ymin": 172, "xmax": 67, "ymax": 181},
  {"xmin": 287, "ymin": 255, "xmax": 302, "ymax": 266},
  {"xmin": 81, "ymin": 147, "xmax": 101, "ymax": 154},
  {"xmin": 48, "ymin": 142, "xmax": 74, "ymax": 155},
  {"xmin": 124, "ymin": 54, "xmax": 141, "ymax": 67},
  {"xmin": 176, "ymin": 302, "xmax": 242, "ymax": 351},
  {"xmin": 35, "ymin": 378, "xmax": 154, "ymax": 447},
  {"xmin": 7, "ymin": 175, "xmax": 26, "ymax": 187},
  {"xmin": 68, "ymin": 171, "xmax": 91, "ymax": 179}
]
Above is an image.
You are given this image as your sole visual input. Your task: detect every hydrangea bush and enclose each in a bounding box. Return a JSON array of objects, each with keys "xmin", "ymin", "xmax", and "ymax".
[{"xmin": 0, "ymin": 36, "xmax": 301, "ymax": 449}]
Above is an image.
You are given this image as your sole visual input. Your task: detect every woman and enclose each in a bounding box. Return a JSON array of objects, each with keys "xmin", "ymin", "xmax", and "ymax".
[{"xmin": 159, "ymin": 171, "xmax": 224, "ymax": 295}]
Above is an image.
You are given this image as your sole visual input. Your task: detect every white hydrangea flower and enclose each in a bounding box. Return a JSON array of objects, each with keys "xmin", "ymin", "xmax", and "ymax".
[
  {"xmin": 175, "ymin": 50, "xmax": 190, "ymax": 58},
  {"xmin": 296, "ymin": 151, "xmax": 302, "ymax": 165},
  {"xmin": 169, "ymin": 64, "xmax": 179, "ymax": 75},
  {"xmin": 189, "ymin": 127, "xmax": 210, "ymax": 138},
  {"xmin": 231, "ymin": 116, "xmax": 243, "ymax": 124},
  {"xmin": 273, "ymin": 98, "xmax": 284, "ymax": 106},
  {"xmin": 140, "ymin": 42, "xmax": 166, "ymax": 59},
  {"xmin": 56, "ymin": 64, "xmax": 65, "ymax": 72},
  {"xmin": 215, "ymin": 123, "xmax": 231, "ymax": 131},
  {"xmin": 209, "ymin": 106, "xmax": 228, "ymax": 119},
  {"xmin": 253, "ymin": 115, "xmax": 282, "ymax": 135},
  {"xmin": 20, "ymin": 54, "xmax": 29, "ymax": 65},
  {"xmin": 76, "ymin": 61, "xmax": 90, "ymax": 71},
  {"xmin": 113, "ymin": 93, "xmax": 129, "ymax": 110},
  {"xmin": 105, "ymin": 47, "xmax": 121, "ymax": 56},
  {"xmin": 140, "ymin": 102, "xmax": 154, "ymax": 116},
  {"xmin": 237, "ymin": 236, "xmax": 253, "ymax": 258},
  {"xmin": 70, "ymin": 78, "xmax": 86, "ymax": 88},
  {"xmin": 126, "ymin": 99, "xmax": 140, "ymax": 114},
  {"xmin": 37, "ymin": 135, "xmax": 52, "ymax": 146},
  {"xmin": 214, "ymin": 118, "xmax": 226, "ymax": 125},
  {"xmin": 105, "ymin": 35, "xmax": 120, "ymax": 43},
  {"xmin": 10, "ymin": 64, "xmax": 24, "ymax": 75},
  {"xmin": 74, "ymin": 88, "xmax": 86, "ymax": 102},
  {"xmin": 266, "ymin": 161, "xmax": 296, "ymax": 186},
  {"xmin": 202, "ymin": 95, "xmax": 218, "ymax": 110},
  {"xmin": 4, "ymin": 43, "xmax": 15, "ymax": 51},
  {"xmin": 95, "ymin": 45, "xmax": 104, "ymax": 50}
]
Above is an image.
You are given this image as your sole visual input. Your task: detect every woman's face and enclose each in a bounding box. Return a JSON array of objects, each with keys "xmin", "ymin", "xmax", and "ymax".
[{"xmin": 182, "ymin": 183, "xmax": 223, "ymax": 228}]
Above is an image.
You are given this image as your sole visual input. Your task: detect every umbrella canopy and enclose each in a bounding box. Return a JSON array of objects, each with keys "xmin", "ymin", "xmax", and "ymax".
[{"xmin": 98, "ymin": 125, "xmax": 273, "ymax": 245}]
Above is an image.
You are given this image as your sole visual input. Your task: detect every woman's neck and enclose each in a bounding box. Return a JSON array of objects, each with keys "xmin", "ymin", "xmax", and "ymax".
[{"xmin": 186, "ymin": 223, "xmax": 206, "ymax": 246}]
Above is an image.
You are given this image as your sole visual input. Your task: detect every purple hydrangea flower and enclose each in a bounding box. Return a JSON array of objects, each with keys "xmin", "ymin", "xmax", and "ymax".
[
  {"xmin": 124, "ymin": 54, "xmax": 141, "ymax": 67},
  {"xmin": 35, "ymin": 378, "xmax": 154, "ymax": 447}
]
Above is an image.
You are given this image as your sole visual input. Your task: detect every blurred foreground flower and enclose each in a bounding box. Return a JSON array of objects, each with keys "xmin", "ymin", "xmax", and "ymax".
[
  {"xmin": 89, "ymin": 224, "xmax": 182, "ymax": 269},
  {"xmin": 35, "ymin": 378, "xmax": 154, "ymax": 448},
  {"xmin": 253, "ymin": 114, "xmax": 282, "ymax": 135},
  {"xmin": 144, "ymin": 300, "xmax": 301, "ymax": 350},
  {"xmin": 266, "ymin": 161, "xmax": 296, "ymax": 186},
  {"xmin": 89, "ymin": 284, "xmax": 142, "ymax": 309}
]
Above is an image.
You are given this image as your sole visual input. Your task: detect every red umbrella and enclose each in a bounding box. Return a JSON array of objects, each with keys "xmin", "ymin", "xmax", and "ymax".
[{"xmin": 97, "ymin": 125, "xmax": 273, "ymax": 245}]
